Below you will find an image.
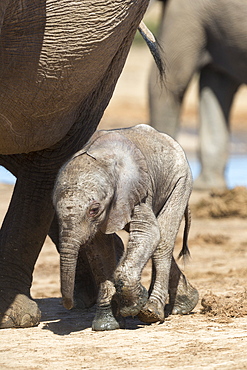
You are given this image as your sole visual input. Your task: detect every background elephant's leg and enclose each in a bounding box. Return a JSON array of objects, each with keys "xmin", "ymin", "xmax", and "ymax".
[
  {"xmin": 149, "ymin": 0, "xmax": 205, "ymax": 137},
  {"xmin": 0, "ymin": 174, "xmax": 55, "ymax": 328},
  {"xmin": 86, "ymin": 232, "xmax": 124, "ymax": 331},
  {"xmin": 114, "ymin": 203, "xmax": 160, "ymax": 318},
  {"xmin": 138, "ymin": 178, "xmax": 195, "ymax": 323},
  {"xmin": 148, "ymin": 64, "xmax": 182, "ymax": 137},
  {"xmin": 195, "ymin": 66, "xmax": 239, "ymax": 190}
]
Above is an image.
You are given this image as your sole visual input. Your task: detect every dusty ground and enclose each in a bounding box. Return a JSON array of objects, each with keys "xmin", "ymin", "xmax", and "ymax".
[
  {"xmin": 0, "ymin": 13, "xmax": 247, "ymax": 369},
  {"xmin": 0, "ymin": 183, "xmax": 247, "ymax": 370}
]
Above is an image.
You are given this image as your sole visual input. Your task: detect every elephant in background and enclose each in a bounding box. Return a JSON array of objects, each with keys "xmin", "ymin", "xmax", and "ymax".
[
  {"xmin": 149, "ymin": 0, "xmax": 247, "ymax": 189},
  {"xmin": 0, "ymin": 0, "xmax": 154, "ymax": 329},
  {"xmin": 53, "ymin": 124, "xmax": 199, "ymax": 330}
]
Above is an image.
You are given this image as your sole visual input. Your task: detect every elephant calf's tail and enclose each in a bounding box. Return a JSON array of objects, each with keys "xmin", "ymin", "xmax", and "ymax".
[
  {"xmin": 178, "ymin": 205, "xmax": 191, "ymax": 260},
  {"xmin": 138, "ymin": 21, "xmax": 165, "ymax": 80}
]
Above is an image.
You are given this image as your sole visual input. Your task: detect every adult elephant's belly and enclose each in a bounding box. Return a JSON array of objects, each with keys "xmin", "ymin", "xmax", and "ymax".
[
  {"xmin": 0, "ymin": 0, "xmax": 148, "ymax": 155},
  {"xmin": 0, "ymin": 68, "xmax": 90, "ymax": 155},
  {"xmin": 0, "ymin": 40, "xmax": 110, "ymax": 155}
]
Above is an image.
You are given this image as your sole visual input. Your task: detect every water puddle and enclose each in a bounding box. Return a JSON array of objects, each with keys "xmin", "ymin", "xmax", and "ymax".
[{"xmin": 189, "ymin": 155, "xmax": 247, "ymax": 188}]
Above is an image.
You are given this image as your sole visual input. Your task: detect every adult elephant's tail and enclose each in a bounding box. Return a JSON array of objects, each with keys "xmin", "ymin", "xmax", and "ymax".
[{"xmin": 138, "ymin": 21, "xmax": 165, "ymax": 79}]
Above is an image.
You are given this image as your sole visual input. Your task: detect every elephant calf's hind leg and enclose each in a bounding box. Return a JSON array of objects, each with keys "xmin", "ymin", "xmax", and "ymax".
[{"xmin": 167, "ymin": 257, "xmax": 199, "ymax": 316}]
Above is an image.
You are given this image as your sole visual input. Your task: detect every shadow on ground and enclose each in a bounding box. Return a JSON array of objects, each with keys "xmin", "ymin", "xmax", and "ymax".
[{"xmin": 36, "ymin": 298, "xmax": 150, "ymax": 335}]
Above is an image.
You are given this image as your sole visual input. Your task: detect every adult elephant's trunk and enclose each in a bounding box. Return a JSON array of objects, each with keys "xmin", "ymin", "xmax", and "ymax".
[{"xmin": 59, "ymin": 230, "xmax": 82, "ymax": 310}]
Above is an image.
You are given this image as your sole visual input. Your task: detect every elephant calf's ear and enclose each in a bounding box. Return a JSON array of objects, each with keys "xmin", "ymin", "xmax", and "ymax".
[{"xmin": 86, "ymin": 132, "xmax": 149, "ymax": 234}]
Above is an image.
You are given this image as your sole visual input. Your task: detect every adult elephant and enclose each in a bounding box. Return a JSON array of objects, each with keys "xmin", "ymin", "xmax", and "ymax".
[
  {"xmin": 0, "ymin": 0, "xmax": 151, "ymax": 329},
  {"xmin": 149, "ymin": 0, "xmax": 247, "ymax": 189}
]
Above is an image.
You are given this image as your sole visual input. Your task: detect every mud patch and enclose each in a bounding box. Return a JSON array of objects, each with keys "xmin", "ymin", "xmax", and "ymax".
[
  {"xmin": 201, "ymin": 290, "xmax": 247, "ymax": 322},
  {"xmin": 191, "ymin": 186, "xmax": 247, "ymax": 218}
]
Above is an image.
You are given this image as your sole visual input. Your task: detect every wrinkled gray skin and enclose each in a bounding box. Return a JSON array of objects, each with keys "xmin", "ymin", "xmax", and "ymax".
[
  {"xmin": 0, "ymin": 0, "xmax": 150, "ymax": 329},
  {"xmin": 53, "ymin": 124, "xmax": 199, "ymax": 331},
  {"xmin": 149, "ymin": 0, "xmax": 247, "ymax": 189}
]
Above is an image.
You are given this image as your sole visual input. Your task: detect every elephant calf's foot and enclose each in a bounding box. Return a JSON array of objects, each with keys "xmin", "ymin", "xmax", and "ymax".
[
  {"xmin": 168, "ymin": 285, "xmax": 199, "ymax": 316},
  {"xmin": 137, "ymin": 299, "xmax": 165, "ymax": 324},
  {"xmin": 0, "ymin": 294, "xmax": 41, "ymax": 328},
  {"xmin": 92, "ymin": 305, "xmax": 121, "ymax": 331},
  {"xmin": 115, "ymin": 282, "xmax": 148, "ymax": 318}
]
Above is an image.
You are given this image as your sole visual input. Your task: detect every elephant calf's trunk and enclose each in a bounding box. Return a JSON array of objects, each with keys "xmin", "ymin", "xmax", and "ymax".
[
  {"xmin": 63, "ymin": 297, "xmax": 74, "ymax": 310},
  {"xmin": 60, "ymin": 242, "xmax": 80, "ymax": 310}
]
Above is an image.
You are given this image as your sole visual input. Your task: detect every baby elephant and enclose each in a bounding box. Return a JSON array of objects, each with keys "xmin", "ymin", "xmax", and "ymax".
[{"xmin": 53, "ymin": 124, "xmax": 198, "ymax": 330}]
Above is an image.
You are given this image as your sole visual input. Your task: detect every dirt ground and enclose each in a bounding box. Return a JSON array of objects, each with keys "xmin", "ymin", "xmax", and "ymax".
[{"xmin": 1, "ymin": 22, "xmax": 247, "ymax": 370}]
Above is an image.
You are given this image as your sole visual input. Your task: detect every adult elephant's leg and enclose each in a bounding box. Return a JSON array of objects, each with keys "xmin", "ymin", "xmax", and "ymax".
[
  {"xmin": 138, "ymin": 178, "xmax": 198, "ymax": 323},
  {"xmin": 0, "ymin": 164, "xmax": 56, "ymax": 328},
  {"xmin": 194, "ymin": 66, "xmax": 239, "ymax": 190},
  {"xmin": 148, "ymin": 0, "xmax": 205, "ymax": 137}
]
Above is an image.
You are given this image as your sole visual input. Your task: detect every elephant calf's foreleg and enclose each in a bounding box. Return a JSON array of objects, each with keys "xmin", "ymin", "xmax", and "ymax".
[
  {"xmin": 138, "ymin": 179, "xmax": 197, "ymax": 323},
  {"xmin": 92, "ymin": 280, "xmax": 119, "ymax": 331},
  {"xmin": 114, "ymin": 203, "xmax": 160, "ymax": 318},
  {"xmin": 87, "ymin": 232, "xmax": 124, "ymax": 331},
  {"xmin": 138, "ymin": 246, "xmax": 171, "ymax": 323}
]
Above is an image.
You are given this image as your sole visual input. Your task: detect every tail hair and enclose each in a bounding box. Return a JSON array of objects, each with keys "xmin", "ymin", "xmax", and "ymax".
[
  {"xmin": 178, "ymin": 205, "xmax": 191, "ymax": 261},
  {"xmin": 138, "ymin": 21, "xmax": 165, "ymax": 81}
]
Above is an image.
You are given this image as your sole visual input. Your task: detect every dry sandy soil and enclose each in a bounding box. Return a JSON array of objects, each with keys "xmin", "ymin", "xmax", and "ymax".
[{"xmin": 0, "ymin": 12, "xmax": 247, "ymax": 369}]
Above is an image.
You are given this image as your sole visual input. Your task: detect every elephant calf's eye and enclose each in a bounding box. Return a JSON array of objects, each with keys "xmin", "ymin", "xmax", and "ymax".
[{"xmin": 88, "ymin": 203, "xmax": 100, "ymax": 217}]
